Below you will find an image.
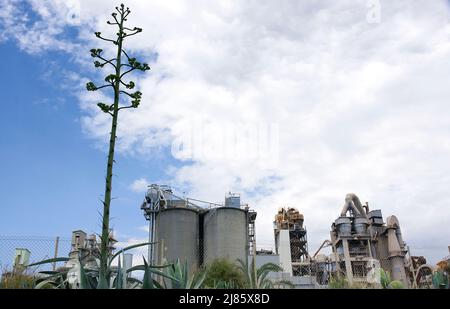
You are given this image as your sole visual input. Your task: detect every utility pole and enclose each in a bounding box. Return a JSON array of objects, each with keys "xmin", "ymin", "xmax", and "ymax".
[{"xmin": 53, "ymin": 236, "xmax": 60, "ymax": 271}]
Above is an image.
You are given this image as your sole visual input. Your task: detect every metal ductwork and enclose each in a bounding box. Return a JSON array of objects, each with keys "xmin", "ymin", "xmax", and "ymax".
[
  {"xmin": 386, "ymin": 215, "xmax": 408, "ymax": 285},
  {"xmin": 340, "ymin": 193, "xmax": 368, "ymax": 218},
  {"xmin": 386, "ymin": 215, "xmax": 402, "ymax": 256}
]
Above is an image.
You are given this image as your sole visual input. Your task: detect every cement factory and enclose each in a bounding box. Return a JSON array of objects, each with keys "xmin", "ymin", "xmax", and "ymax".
[
  {"xmin": 140, "ymin": 185, "xmax": 257, "ymax": 270},
  {"xmin": 5, "ymin": 184, "xmax": 449, "ymax": 289},
  {"xmin": 136, "ymin": 185, "xmax": 448, "ymax": 288}
]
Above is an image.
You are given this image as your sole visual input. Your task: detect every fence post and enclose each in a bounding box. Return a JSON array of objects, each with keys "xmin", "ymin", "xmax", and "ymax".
[{"xmin": 53, "ymin": 236, "xmax": 60, "ymax": 271}]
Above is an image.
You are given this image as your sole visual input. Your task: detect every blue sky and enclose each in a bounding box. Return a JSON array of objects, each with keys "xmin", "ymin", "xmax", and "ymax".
[
  {"xmin": 0, "ymin": 40, "xmax": 156, "ymax": 240},
  {"xmin": 1, "ymin": 0, "xmax": 450, "ymax": 265}
]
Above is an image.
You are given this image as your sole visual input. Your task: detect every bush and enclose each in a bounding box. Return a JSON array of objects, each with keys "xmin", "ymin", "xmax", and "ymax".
[
  {"xmin": 203, "ymin": 259, "xmax": 245, "ymax": 289},
  {"xmin": 328, "ymin": 275, "xmax": 349, "ymax": 289},
  {"xmin": 388, "ymin": 280, "xmax": 405, "ymax": 289}
]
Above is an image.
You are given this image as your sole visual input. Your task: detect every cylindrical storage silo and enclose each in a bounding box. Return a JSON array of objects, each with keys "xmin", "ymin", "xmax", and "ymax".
[
  {"xmin": 335, "ymin": 217, "xmax": 352, "ymax": 236},
  {"xmin": 354, "ymin": 217, "xmax": 369, "ymax": 235},
  {"xmin": 203, "ymin": 207, "xmax": 247, "ymax": 265},
  {"xmin": 155, "ymin": 207, "xmax": 199, "ymax": 271}
]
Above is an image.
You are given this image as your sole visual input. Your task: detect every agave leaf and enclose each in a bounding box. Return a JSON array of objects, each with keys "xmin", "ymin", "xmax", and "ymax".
[
  {"xmin": 186, "ymin": 274, "xmax": 194, "ymax": 289},
  {"xmin": 97, "ymin": 274, "xmax": 108, "ymax": 289},
  {"xmin": 109, "ymin": 242, "xmax": 155, "ymax": 266},
  {"xmin": 28, "ymin": 257, "xmax": 71, "ymax": 267},
  {"xmin": 35, "ymin": 279, "xmax": 58, "ymax": 289},
  {"xmin": 276, "ymin": 280, "xmax": 295, "ymax": 289},
  {"xmin": 38, "ymin": 270, "xmax": 69, "ymax": 281},
  {"xmin": 126, "ymin": 264, "xmax": 171, "ymax": 272},
  {"xmin": 39, "ymin": 271, "xmax": 62, "ymax": 275},
  {"xmin": 115, "ymin": 256, "xmax": 124, "ymax": 289},
  {"xmin": 79, "ymin": 262, "xmax": 91, "ymax": 289},
  {"xmin": 87, "ymin": 275, "xmax": 98, "ymax": 289},
  {"xmin": 152, "ymin": 279, "xmax": 165, "ymax": 289},
  {"xmin": 183, "ymin": 260, "xmax": 189, "ymax": 287},
  {"xmin": 142, "ymin": 258, "xmax": 154, "ymax": 289},
  {"xmin": 57, "ymin": 277, "xmax": 71, "ymax": 289},
  {"xmin": 192, "ymin": 271, "xmax": 207, "ymax": 289},
  {"xmin": 127, "ymin": 277, "xmax": 143, "ymax": 285}
]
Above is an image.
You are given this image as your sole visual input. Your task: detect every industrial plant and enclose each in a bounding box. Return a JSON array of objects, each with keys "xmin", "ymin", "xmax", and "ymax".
[
  {"xmin": 140, "ymin": 185, "xmax": 257, "ymax": 271},
  {"xmin": 136, "ymin": 186, "xmax": 448, "ymax": 288},
  {"xmin": 2, "ymin": 186, "xmax": 449, "ymax": 289}
]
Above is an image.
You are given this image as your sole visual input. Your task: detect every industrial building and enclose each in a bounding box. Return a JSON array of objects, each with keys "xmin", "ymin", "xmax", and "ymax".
[
  {"xmin": 65, "ymin": 230, "xmax": 117, "ymax": 269},
  {"xmin": 251, "ymin": 193, "xmax": 416, "ymax": 288},
  {"xmin": 329, "ymin": 193, "xmax": 410, "ymax": 286},
  {"xmin": 6, "ymin": 188, "xmax": 444, "ymax": 289},
  {"xmin": 138, "ymin": 188, "xmax": 420, "ymax": 288},
  {"xmin": 274, "ymin": 207, "xmax": 309, "ymax": 276},
  {"xmin": 140, "ymin": 185, "xmax": 257, "ymax": 271}
]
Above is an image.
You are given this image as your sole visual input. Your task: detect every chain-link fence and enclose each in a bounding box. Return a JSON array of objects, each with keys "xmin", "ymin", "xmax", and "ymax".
[
  {"xmin": 0, "ymin": 235, "xmax": 446, "ymax": 289},
  {"xmin": 0, "ymin": 236, "xmax": 72, "ymax": 276}
]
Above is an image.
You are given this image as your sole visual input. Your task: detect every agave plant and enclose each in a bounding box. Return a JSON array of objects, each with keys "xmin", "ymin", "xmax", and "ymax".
[
  {"xmin": 237, "ymin": 257, "xmax": 294, "ymax": 289},
  {"xmin": 379, "ymin": 269, "xmax": 404, "ymax": 289},
  {"xmin": 161, "ymin": 259, "xmax": 206, "ymax": 289},
  {"xmin": 210, "ymin": 280, "xmax": 239, "ymax": 289},
  {"xmin": 123, "ymin": 256, "xmax": 180, "ymax": 289},
  {"xmin": 27, "ymin": 242, "xmax": 171, "ymax": 289}
]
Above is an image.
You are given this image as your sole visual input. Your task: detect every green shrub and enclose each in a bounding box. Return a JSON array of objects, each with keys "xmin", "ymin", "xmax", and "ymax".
[
  {"xmin": 203, "ymin": 259, "xmax": 245, "ymax": 289},
  {"xmin": 388, "ymin": 280, "xmax": 405, "ymax": 289},
  {"xmin": 329, "ymin": 275, "xmax": 349, "ymax": 289},
  {"xmin": 432, "ymin": 270, "xmax": 449, "ymax": 289}
]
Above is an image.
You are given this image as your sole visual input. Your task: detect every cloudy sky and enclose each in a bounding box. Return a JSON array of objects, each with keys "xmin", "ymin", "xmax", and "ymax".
[{"xmin": 1, "ymin": 0, "xmax": 450, "ymax": 264}]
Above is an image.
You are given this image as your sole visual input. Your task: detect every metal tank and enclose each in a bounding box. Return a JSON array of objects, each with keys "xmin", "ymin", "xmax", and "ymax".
[
  {"xmin": 155, "ymin": 207, "xmax": 200, "ymax": 270},
  {"xmin": 354, "ymin": 217, "xmax": 370, "ymax": 235},
  {"xmin": 203, "ymin": 207, "xmax": 248, "ymax": 265},
  {"xmin": 335, "ymin": 217, "xmax": 352, "ymax": 236}
]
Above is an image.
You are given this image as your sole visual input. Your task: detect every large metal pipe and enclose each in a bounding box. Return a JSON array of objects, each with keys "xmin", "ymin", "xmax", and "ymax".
[
  {"xmin": 340, "ymin": 193, "xmax": 368, "ymax": 218},
  {"xmin": 313, "ymin": 240, "xmax": 331, "ymax": 258},
  {"xmin": 386, "ymin": 215, "xmax": 408, "ymax": 286},
  {"xmin": 386, "ymin": 215, "xmax": 403, "ymax": 256}
]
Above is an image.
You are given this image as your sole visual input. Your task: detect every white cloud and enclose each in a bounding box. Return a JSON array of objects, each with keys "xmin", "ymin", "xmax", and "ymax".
[
  {"xmin": 4, "ymin": 0, "xmax": 450, "ymax": 263},
  {"xmin": 0, "ymin": 0, "xmax": 82, "ymax": 54},
  {"xmin": 129, "ymin": 178, "xmax": 150, "ymax": 193}
]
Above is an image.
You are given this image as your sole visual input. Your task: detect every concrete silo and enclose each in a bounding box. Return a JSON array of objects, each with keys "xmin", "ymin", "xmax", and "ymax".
[
  {"xmin": 155, "ymin": 207, "xmax": 200, "ymax": 270},
  {"xmin": 203, "ymin": 207, "xmax": 248, "ymax": 265}
]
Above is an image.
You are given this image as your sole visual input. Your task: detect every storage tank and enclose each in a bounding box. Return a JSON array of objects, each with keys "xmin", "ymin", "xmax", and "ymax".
[
  {"xmin": 203, "ymin": 207, "xmax": 248, "ymax": 265},
  {"xmin": 155, "ymin": 207, "xmax": 199, "ymax": 270},
  {"xmin": 335, "ymin": 217, "xmax": 352, "ymax": 236},
  {"xmin": 354, "ymin": 217, "xmax": 369, "ymax": 235}
]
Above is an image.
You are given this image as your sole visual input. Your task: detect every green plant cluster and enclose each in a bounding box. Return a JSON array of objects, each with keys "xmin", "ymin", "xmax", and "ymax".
[
  {"xmin": 432, "ymin": 269, "xmax": 449, "ymax": 289},
  {"xmin": 380, "ymin": 269, "xmax": 405, "ymax": 289}
]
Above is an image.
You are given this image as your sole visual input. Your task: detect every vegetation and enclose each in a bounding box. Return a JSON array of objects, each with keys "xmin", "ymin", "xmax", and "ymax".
[
  {"xmin": 237, "ymin": 257, "xmax": 294, "ymax": 289},
  {"xmin": 85, "ymin": 3, "xmax": 150, "ymax": 288},
  {"xmin": 0, "ymin": 268, "xmax": 35, "ymax": 289},
  {"xmin": 432, "ymin": 269, "xmax": 449, "ymax": 289},
  {"xmin": 203, "ymin": 258, "xmax": 245, "ymax": 289},
  {"xmin": 380, "ymin": 269, "xmax": 405, "ymax": 289},
  {"xmin": 162, "ymin": 259, "xmax": 206, "ymax": 289},
  {"xmin": 328, "ymin": 274, "xmax": 350, "ymax": 289},
  {"xmin": 27, "ymin": 243, "xmax": 163, "ymax": 289}
]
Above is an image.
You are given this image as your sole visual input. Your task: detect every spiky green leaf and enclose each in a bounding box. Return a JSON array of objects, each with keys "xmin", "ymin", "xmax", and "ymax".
[{"xmin": 28, "ymin": 257, "xmax": 71, "ymax": 267}]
